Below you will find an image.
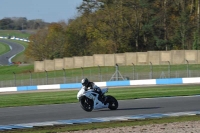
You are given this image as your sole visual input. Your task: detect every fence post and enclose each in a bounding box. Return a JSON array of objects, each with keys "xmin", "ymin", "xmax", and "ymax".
[
  {"xmin": 54, "ymin": 71, "xmax": 56, "ymax": 84},
  {"xmin": 186, "ymin": 60, "xmax": 189, "ymax": 77},
  {"xmin": 149, "ymin": 62, "xmax": 153, "ymax": 79},
  {"xmin": 13, "ymin": 72, "xmax": 16, "ymax": 86},
  {"xmin": 168, "ymin": 61, "xmax": 171, "ymax": 78},
  {"xmin": 29, "ymin": 71, "xmax": 32, "ymax": 85},
  {"xmin": 45, "ymin": 70, "xmax": 48, "ymax": 85},
  {"xmin": 63, "ymin": 68, "xmax": 66, "ymax": 83},
  {"xmin": 115, "ymin": 64, "xmax": 119, "ymax": 81},
  {"xmin": 132, "ymin": 63, "xmax": 135, "ymax": 80},
  {"xmin": 81, "ymin": 67, "xmax": 84, "ymax": 78},
  {"xmin": 98, "ymin": 65, "xmax": 101, "ymax": 81}
]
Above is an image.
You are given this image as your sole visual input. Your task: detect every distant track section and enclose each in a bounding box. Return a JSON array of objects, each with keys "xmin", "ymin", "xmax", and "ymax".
[{"xmin": 0, "ymin": 39, "xmax": 25, "ymax": 65}]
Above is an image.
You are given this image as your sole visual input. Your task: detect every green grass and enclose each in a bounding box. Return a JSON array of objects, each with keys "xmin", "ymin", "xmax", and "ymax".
[
  {"xmin": 112, "ymin": 85, "xmax": 200, "ymax": 100},
  {"xmin": 0, "ymin": 85, "xmax": 199, "ymax": 108},
  {"xmin": 0, "ymin": 42, "xmax": 10, "ymax": 55},
  {"xmin": 0, "ymin": 65, "xmax": 34, "ymax": 75}
]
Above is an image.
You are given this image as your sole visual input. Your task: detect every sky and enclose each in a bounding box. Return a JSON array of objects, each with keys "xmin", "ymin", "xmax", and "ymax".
[{"xmin": 0, "ymin": 0, "xmax": 83, "ymax": 23}]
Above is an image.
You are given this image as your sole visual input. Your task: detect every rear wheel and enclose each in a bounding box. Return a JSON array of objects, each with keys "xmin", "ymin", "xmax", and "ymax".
[
  {"xmin": 80, "ymin": 96, "xmax": 94, "ymax": 112},
  {"xmin": 106, "ymin": 95, "xmax": 118, "ymax": 110}
]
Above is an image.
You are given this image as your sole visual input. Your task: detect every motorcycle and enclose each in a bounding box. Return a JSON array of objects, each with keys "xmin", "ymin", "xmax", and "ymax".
[{"xmin": 77, "ymin": 87, "xmax": 118, "ymax": 112}]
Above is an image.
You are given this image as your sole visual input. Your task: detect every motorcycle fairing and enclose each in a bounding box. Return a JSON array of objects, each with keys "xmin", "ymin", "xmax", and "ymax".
[{"xmin": 77, "ymin": 88, "xmax": 108, "ymax": 110}]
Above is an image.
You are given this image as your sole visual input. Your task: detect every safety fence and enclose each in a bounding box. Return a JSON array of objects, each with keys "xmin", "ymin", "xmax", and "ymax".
[{"xmin": 0, "ymin": 64, "xmax": 200, "ymax": 88}]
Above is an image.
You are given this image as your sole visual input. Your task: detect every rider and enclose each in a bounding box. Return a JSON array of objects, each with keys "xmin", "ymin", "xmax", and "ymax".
[{"xmin": 81, "ymin": 78, "xmax": 104, "ymax": 101}]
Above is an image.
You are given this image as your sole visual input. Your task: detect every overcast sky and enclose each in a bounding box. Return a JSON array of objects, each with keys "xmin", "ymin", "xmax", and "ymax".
[{"xmin": 0, "ymin": 0, "xmax": 83, "ymax": 22}]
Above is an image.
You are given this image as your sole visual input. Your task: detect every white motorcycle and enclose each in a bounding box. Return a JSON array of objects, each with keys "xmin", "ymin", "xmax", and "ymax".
[{"xmin": 77, "ymin": 87, "xmax": 118, "ymax": 112}]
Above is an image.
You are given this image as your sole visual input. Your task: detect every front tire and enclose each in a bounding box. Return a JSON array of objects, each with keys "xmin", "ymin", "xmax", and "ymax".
[
  {"xmin": 80, "ymin": 96, "xmax": 94, "ymax": 112},
  {"xmin": 106, "ymin": 95, "xmax": 118, "ymax": 110}
]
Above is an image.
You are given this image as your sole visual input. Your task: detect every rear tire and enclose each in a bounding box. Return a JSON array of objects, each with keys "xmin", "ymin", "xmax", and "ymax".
[
  {"xmin": 106, "ymin": 95, "xmax": 118, "ymax": 110},
  {"xmin": 80, "ymin": 96, "xmax": 94, "ymax": 112}
]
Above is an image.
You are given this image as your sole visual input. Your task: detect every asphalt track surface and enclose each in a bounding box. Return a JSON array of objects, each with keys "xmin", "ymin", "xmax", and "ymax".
[
  {"xmin": 0, "ymin": 95, "xmax": 199, "ymax": 125},
  {"xmin": 0, "ymin": 39, "xmax": 25, "ymax": 65}
]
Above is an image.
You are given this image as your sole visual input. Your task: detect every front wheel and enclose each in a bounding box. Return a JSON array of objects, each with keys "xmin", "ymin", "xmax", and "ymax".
[
  {"xmin": 106, "ymin": 95, "xmax": 118, "ymax": 110},
  {"xmin": 80, "ymin": 96, "xmax": 94, "ymax": 112}
]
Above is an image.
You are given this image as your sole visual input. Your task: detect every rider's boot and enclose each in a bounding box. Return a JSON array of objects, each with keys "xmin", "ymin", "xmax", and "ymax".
[
  {"xmin": 97, "ymin": 91, "xmax": 104, "ymax": 103},
  {"xmin": 99, "ymin": 92, "xmax": 107, "ymax": 105}
]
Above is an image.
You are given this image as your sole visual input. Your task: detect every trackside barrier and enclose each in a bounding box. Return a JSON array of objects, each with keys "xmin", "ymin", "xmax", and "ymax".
[
  {"xmin": 0, "ymin": 77, "xmax": 199, "ymax": 93},
  {"xmin": 0, "ymin": 36, "xmax": 30, "ymax": 42}
]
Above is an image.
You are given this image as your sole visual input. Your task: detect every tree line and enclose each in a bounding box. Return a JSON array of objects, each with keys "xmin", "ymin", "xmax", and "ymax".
[
  {"xmin": 25, "ymin": 0, "xmax": 200, "ymax": 61},
  {"xmin": 0, "ymin": 17, "xmax": 49, "ymax": 30}
]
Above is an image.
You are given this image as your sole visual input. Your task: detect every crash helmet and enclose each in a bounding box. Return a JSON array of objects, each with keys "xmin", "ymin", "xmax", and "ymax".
[{"xmin": 81, "ymin": 78, "xmax": 89, "ymax": 86}]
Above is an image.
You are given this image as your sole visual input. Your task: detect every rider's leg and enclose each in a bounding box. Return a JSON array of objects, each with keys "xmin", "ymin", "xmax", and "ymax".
[{"xmin": 94, "ymin": 88, "xmax": 104, "ymax": 102}]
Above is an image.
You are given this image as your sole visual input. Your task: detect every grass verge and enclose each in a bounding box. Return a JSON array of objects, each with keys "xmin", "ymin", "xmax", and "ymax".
[
  {"xmin": 1, "ymin": 115, "xmax": 200, "ymax": 133},
  {"xmin": 0, "ymin": 65, "xmax": 34, "ymax": 75}
]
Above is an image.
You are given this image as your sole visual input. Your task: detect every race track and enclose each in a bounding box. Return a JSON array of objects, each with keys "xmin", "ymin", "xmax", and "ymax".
[
  {"xmin": 0, "ymin": 39, "xmax": 25, "ymax": 65},
  {"xmin": 0, "ymin": 95, "xmax": 199, "ymax": 125}
]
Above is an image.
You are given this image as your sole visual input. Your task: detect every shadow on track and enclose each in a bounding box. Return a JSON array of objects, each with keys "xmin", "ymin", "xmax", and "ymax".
[{"xmin": 95, "ymin": 107, "xmax": 161, "ymax": 112}]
